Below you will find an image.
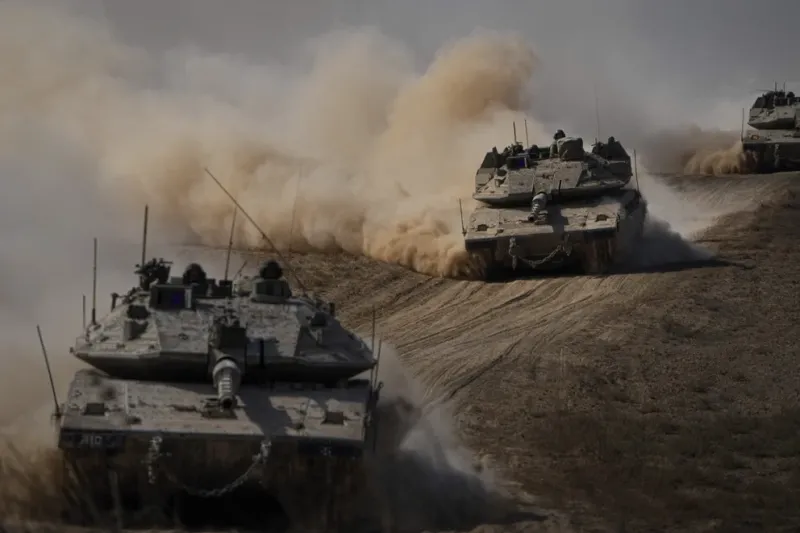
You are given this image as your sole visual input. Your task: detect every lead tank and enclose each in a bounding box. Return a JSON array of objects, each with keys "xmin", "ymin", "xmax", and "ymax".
[
  {"xmin": 55, "ymin": 255, "xmax": 384, "ymax": 530},
  {"xmin": 742, "ymin": 87, "xmax": 800, "ymax": 172},
  {"xmin": 464, "ymin": 134, "xmax": 647, "ymax": 278}
]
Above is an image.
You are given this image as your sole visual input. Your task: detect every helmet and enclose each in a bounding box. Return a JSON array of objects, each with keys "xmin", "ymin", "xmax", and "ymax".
[{"xmin": 259, "ymin": 260, "xmax": 283, "ymax": 280}]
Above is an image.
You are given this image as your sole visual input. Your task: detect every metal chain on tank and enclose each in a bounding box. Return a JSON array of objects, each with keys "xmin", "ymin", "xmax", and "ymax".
[
  {"xmin": 509, "ymin": 235, "xmax": 572, "ymax": 270},
  {"xmin": 145, "ymin": 435, "xmax": 163, "ymax": 485},
  {"xmin": 144, "ymin": 436, "xmax": 272, "ymax": 498}
]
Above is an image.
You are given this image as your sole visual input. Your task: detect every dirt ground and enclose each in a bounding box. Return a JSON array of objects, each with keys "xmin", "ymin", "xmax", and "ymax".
[
  {"xmin": 2, "ymin": 173, "xmax": 799, "ymax": 533},
  {"xmin": 285, "ymin": 173, "xmax": 800, "ymax": 532}
]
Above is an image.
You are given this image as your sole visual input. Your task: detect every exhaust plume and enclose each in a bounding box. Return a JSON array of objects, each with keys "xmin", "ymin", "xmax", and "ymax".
[{"xmin": 0, "ymin": 2, "xmax": 545, "ymax": 279}]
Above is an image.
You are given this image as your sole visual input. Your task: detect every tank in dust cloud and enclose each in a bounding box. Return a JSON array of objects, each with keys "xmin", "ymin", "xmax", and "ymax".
[
  {"xmin": 463, "ymin": 134, "xmax": 647, "ymax": 278},
  {"xmin": 54, "ymin": 252, "xmax": 385, "ymax": 530},
  {"xmin": 742, "ymin": 86, "xmax": 800, "ymax": 173}
]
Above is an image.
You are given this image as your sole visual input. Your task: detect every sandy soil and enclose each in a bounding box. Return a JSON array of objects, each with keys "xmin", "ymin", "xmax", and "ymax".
[
  {"xmin": 2, "ymin": 173, "xmax": 799, "ymax": 533},
  {"xmin": 295, "ymin": 173, "xmax": 800, "ymax": 532}
]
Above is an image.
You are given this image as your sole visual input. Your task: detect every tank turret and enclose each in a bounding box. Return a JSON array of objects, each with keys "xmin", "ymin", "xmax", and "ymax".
[
  {"xmin": 742, "ymin": 85, "xmax": 800, "ymax": 172},
  {"xmin": 464, "ymin": 132, "xmax": 647, "ymax": 278}
]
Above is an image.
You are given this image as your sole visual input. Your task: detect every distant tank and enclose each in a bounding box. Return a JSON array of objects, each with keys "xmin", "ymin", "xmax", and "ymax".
[
  {"xmin": 53, "ymin": 217, "xmax": 385, "ymax": 530},
  {"xmin": 463, "ymin": 132, "xmax": 647, "ymax": 278},
  {"xmin": 742, "ymin": 86, "xmax": 800, "ymax": 172}
]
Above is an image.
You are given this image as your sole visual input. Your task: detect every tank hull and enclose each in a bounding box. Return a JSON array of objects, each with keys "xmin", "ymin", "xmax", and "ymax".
[
  {"xmin": 742, "ymin": 131, "xmax": 800, "ymax": 173},
  {"xmin": 58, "ymin": 432, "xmax": 372, "ymax": 531},
  {"xmin": 464, "ymin": 189, "xmax": 646, "ymax": 279}
]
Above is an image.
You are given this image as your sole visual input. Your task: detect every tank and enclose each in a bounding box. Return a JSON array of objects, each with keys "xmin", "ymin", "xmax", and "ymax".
[
  {"xmin": 54, "ymin": 254, "xmax": 384, "ymax": 530},
  {"xmin": 463, "ymin": 133, "xmax": 647, "ymax": 278},
  {"xmin": 742, "ymin": 87, "xmax": 800, "ymax": 172}
]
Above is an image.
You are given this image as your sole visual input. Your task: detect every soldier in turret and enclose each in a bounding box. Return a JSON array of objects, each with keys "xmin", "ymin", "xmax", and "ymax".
[
  {"xmin": 254, "ymin": 260, "xmax": 292, "ymax": 298},
  {"xmin": 605, "ymin": 136, "xmax": 629, "ymax": 161},
  {"xmin": 550, "ymin": 129, "xmax": 566, "ymax": 158},
  {"xmin": 137, "ymin": 257, "xmax": 171, "ymax": 290},
  {"xmin": 182, "ymin": 262, "xmax": 207, "ymax": 285},
  {"xmin": 491, "ymin": 146, "xmax": 500, "ymax": 167},
  {"xmin": 259, "ymin": 259, "xmax": 284, "ymax": 280}
]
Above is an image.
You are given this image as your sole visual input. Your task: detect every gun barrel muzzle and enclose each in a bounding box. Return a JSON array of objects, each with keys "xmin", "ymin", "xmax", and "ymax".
[{"xmin": 212, "ymin": 358, "xmax": 242, "ymax": 409}]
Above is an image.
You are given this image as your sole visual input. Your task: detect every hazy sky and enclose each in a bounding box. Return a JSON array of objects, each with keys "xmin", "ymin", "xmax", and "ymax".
[
  {"xmin": 1, "ymin": 0, "xmax": 793, "ymax": 352},
  {"xmin": 66, "ymin": 0, "xmax": 791, "ymax": 139}
]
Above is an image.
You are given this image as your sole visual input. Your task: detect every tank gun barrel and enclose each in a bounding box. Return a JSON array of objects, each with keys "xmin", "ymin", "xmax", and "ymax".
[{"xmin": 212, "ymin": 357, "xmax": 242, "ymax": 409}]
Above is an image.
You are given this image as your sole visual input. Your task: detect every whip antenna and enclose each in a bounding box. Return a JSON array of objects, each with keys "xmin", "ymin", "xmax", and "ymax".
[
  {"xmin": 287, "ymin": 165, "xmax": 304, "ymax": 258},
  {"xmin": 594, "ymin": 83, "xmax": 601, "ymax": 143},
  {"xmin": 223, "ymin": 207, "xmax": 237, "ymax": 283},
  {"xmin": 36, "ymin": 325, "xmax": 61, "ymax": 419},
  {"xmin": 91, "ymin": 238, "xmax": 98, "ymax": 326},
  {"xmin": 203, "ymin": 167, "xmax": 308, "ymax": 294}
]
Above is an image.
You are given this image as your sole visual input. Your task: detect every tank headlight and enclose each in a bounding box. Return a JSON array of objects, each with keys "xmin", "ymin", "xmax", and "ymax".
[{"xmin": 750, "ymin": 134, "xmax": 759, "ymax": 140}]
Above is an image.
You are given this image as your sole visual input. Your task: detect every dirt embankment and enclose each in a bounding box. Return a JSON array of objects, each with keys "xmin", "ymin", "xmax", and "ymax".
[
  {"xmin": 295, "ymin": 174, "xmax": 800, "ymax": 532},
  {"xmin": 186, "ymin": 174, "xmax": 799, "ymax": 532},
  {"xmin": 2, "ymin": 175, "xmax": 799, "ymax": 533}
]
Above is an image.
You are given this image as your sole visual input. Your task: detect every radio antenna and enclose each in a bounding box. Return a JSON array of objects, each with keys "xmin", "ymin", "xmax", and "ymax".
[
  {"xmin": 524, "ymin": 119, "xmax": 530, "ymax": 146},
  {"xmin": 458, "ymin": 199, "xmax": 466, "ymax": 236},
  {"xmin": 594, "ymin": 83, "xmax": 601, "ymax": 143},
  {"xmin": 287, "ymin": 165, "xmax": 304, "ymax": 258},
  {"xmin": 36, "ymin": 325, "xmax": 61, "ymax": 419},
  {"xmin": 140, "ymin": 205, "xmax": 149, "ymax": 267},
  {"xmin": 233, "ymin": 258, "xmax": 248, "ymax": 280},
  {"xmin": 223, "ymin": 207, "xmax": 238, "ymax": 283},
  {"xmin": 203, "ymin": 167, "xmax": 308, "ymax": 294},
  {"xmin": 513, "ymin": 121, "xmax": 518, "ymax": 144},
  {"xmin": 740, "ymin": 108, "xmax": 745, "ymax": 142},
  {"xmin": 91, "ymin": 237, "xmax": 98, "ymax": 326}
]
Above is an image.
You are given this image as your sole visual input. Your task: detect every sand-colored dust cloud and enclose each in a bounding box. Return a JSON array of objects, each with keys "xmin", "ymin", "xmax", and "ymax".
[
  {"xmin": 0, "ymin": 1, "xmax": 547, "ymax": 279},
  {"xmin": 640, "ymin": 125, "xmax": 756, "ymax": 175}
]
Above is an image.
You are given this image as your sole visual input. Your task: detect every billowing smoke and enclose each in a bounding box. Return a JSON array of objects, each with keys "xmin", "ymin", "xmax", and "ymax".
[
  {"xmin": 639, "ymin": 126, "xmax": 756, "ymax": 175},
  {"xmin": 0, "ymin": 1, "xmax": 547, "ymax": 279}
]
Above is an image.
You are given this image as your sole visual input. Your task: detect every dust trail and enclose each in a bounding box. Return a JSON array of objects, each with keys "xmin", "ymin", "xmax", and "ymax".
[
  {"xmin": 0, "ymin": 1, "xmax": 547, "ymax": 279},
  {"xmin": 367, "ymin": 342, "xmax": 525, "ymax": 530},
  {"xmin": 639, "ymin": 126, "xmax": 756, "ymax": 175},
  {"xmin": 625, "ymin": 168, "xmax": 764, "ymax": 270}
]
